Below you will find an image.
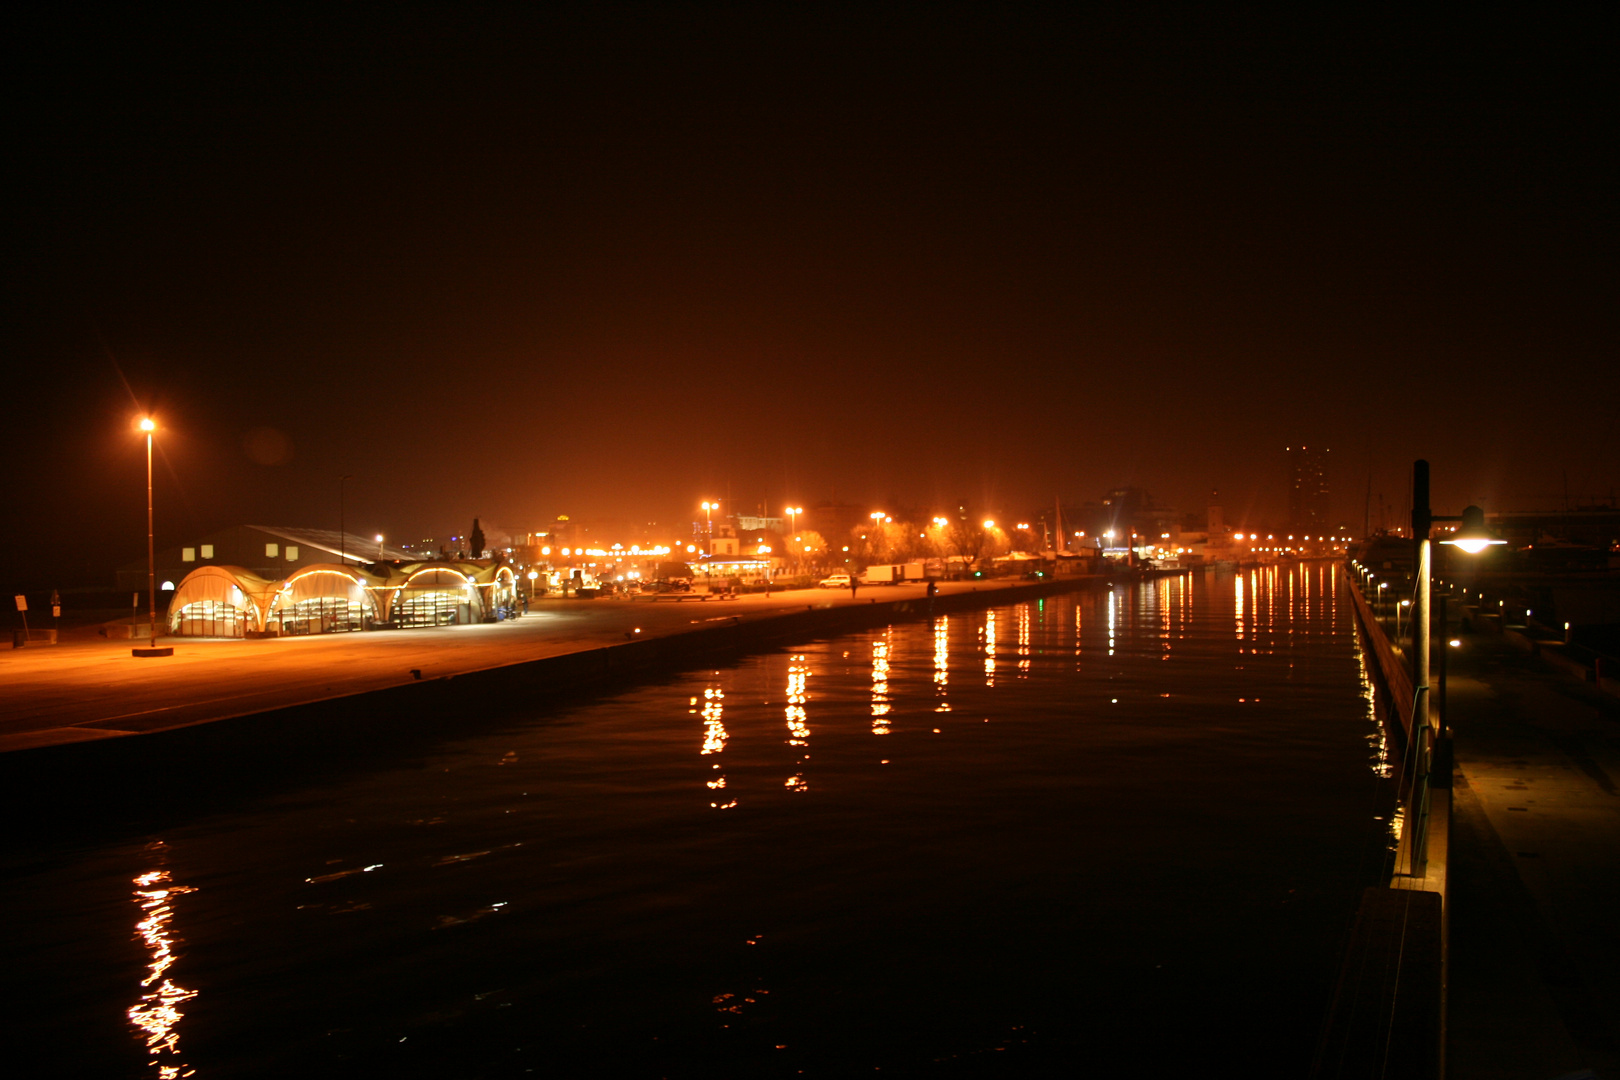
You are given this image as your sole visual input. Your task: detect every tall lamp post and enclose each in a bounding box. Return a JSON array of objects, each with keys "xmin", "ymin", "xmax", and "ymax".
[
  {"xmin": 133, "ymin": 417, "xmax": 172, "ymax": 658},
  {"xmin": 1407, "ymin": 458, "xmax": 1503, "ymax": 874}
]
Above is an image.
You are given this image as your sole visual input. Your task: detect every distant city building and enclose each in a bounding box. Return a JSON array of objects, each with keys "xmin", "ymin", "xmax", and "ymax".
[
  {"xmin": 1287, "ymin": 446, "xmax": 1330, "ymax": 533},
  {"xmin": 806, "ymin": 503, "xmax": 866, "ymax": 544}
]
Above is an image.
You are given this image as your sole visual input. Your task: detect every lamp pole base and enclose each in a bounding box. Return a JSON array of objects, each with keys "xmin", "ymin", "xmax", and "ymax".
[{"xmin": 132, "ymin": 646, "xmax": 174, "ymax": 658}]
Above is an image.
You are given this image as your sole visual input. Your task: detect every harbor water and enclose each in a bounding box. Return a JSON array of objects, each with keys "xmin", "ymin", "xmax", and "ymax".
[{"xmin": 2, "ymin": 564, "xmax": 1396, "ymax": 1076}]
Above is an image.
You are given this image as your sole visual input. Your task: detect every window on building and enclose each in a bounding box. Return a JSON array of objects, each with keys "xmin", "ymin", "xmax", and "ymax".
[
  {"xmin": 182, "ymin": 547, "xmax": 195, "ymax": 562},
  {"xmin": 266, "ymin": 543, "xmax": 279, "ymax": 557},
  {"xmin": 286, "ymin": 546, "xmax": 299, "ymax": 561},
  {"xmin": 201, "ymin": 544, "xmax": 214, "ymax": 559}
]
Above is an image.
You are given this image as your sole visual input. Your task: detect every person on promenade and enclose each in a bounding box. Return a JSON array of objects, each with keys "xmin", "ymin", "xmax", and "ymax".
[{"xmin": 850, "ymin": 575, "xmax": 858, "ymax": 599}]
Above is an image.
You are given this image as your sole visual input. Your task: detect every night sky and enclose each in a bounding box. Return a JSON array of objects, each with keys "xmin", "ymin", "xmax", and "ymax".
[{"xmin": 5, "ymin": 7, "xmax": 1615, "ymax": 586}]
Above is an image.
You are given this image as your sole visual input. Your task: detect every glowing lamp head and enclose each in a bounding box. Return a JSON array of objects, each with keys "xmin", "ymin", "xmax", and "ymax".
[
  {"xmin": 1439, "ymin": 505, "xmax": 1504, "ymax": 555},
  {"xmin": 139, "ymin": 417, "xmax": 156, "ymax": 432}
]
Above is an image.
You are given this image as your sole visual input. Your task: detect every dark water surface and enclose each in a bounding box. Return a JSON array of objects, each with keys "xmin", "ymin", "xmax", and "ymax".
[{"xmin": 3, "ymin": 565, "xmax": 1396, "ymax": 1077}]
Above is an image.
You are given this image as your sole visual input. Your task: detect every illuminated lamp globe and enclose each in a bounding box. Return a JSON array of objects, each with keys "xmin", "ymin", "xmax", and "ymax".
[{"xmin": 1439, "ymin": 506, "xmax": 1505, "ymax": 555}]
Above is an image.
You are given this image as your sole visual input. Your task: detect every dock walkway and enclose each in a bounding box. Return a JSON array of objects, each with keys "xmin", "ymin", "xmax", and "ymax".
[{"xmin": 1445, "ymin": 635, "xmax": 1620, "ymax": 1079}]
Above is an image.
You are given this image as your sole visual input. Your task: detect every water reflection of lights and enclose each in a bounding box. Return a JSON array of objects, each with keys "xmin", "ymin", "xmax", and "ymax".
[
  {"xmin": 128, "ymin": 865, "xmax": 198, "ymax": 1079},
  {"xmin": 700, "ymin": 688, "xmax": 727, "ymax": 755},
  {"xmin": 696, "ymin": 687, "xmax": 733, "ymax": 807},
  {"xmin": 1158, "ymin": 579, "xmax": 1171, "ymax": 659},
  {"xmin": 1352, "ymin": 638, "xmax": 1393, "ymax": 780},
  {"xmin": 785, "ymin": 654, "xmax": 811, "ymax": 792},
  {"xmin": 785, "ymin": 656, "xmax": 810, "ymax": 744},
  {"xmin": 1107, "ymin": 591, "xmax": 1116, "ymax": 657},
  {"xmin": 932, "ymin": 615, "xmax": 950, "ymax": 711},
  {"xmin": 1016, "ymin": 603, "xmax": 1031, "ymax": 676},
  {"xmin": 982, "ymin": 610, "xmax": 997, "ymax": 685},
  {"xmin": 871, "ymin": 633, "xmax": 891, "ymax": 733},
  {"xmin": 1073, "ymin": 599, "xmax": 1084, "ymax": 669},
  {"xmin": 1235, "ymin": 573, "xmax": 1245, "ymax": 645}
]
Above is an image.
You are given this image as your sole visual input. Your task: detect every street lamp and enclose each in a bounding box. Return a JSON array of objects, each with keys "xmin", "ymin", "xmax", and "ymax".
[
  {"xmin": 1406, "ymin": 458, "xmax": 1504, "ymax": 875},
  {"xmin": 133, "ymin": 417, "xmax": 171, "ymax": 658},
  {"xmin": 701, "ymin": 500, "xmax": 717, "ymax": 537}
]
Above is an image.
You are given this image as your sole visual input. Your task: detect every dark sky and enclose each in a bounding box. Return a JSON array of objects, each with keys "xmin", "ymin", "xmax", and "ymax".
[{"xmin": 5, "ymin": 7, "xmax": 1615, "ymax": 584}]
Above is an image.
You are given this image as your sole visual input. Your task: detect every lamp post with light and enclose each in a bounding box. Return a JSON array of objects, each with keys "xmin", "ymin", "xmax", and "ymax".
[
  {"xmin": 1406, "ymin": 458, "xmax": 1504, "ymax": 875},
  {"xmin": 133, "ymin": 418, "xmax": 172, "ymax": 657},
  {"xmin": 141, "ymin": 418, "xmax": 156, "ymax": 645}
]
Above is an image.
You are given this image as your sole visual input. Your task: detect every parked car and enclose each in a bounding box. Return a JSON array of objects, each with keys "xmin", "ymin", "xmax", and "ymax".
[{"xmin": 818, "ymin": 572, "xmax": 852, "ymax": 589}]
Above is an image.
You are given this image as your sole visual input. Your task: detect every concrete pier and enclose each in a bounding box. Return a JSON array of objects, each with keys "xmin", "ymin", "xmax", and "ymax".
[
  {"xmin": 0, "ymin": 578, "xmax": 1105, "ymax": 756},
  {"xmin": 1323, "ymin": 571, "xmax": 1620, "ymax": 1079}
]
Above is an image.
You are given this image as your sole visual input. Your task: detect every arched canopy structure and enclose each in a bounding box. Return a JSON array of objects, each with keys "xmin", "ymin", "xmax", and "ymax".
[
  {"xmin": 268, "ymin": 564, "xmax": 384, "ymax": 634},
  {"xmin": 476, "ymin": 564, "xmax": 519, "ymax": 618},
  {"xmin": 385, "ymin": 563, "xmax": 483, "ymax": 626},
  {"xmin": 167, "ymin": 566, "xmax": 275, "ymax": 637}
]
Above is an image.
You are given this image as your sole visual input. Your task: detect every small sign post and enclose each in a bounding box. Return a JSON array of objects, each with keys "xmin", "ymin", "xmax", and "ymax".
[{"xmin": 13, "ymin": 594, "xmax": 28, "ymax": 637}]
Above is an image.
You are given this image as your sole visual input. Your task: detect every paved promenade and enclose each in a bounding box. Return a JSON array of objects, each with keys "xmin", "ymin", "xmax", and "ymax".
[
  {"xmin": 1445, "ymin": 634, "xmax": 1620, "ymax": 1079},
  {"xmin": 0, "ymin": 581, "xmax": 1008, "ymax": 754}
]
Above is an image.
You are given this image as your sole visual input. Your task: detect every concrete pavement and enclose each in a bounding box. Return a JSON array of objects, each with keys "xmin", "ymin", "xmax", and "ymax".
[{"xmin": 1445, "ymin": 634, "xmax": 1620, "ymax": 1079}]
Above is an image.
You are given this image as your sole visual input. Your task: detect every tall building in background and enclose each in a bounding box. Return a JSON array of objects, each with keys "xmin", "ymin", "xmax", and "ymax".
[{"xmin": 1287, "ymin": 446, "xmax": 1330, "ymax": 533}]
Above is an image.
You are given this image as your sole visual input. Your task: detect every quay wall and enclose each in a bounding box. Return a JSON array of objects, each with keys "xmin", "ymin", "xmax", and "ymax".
[
  {"xmin": 0, "ymin": 576, "xmax": 1122, "ymax": 832},
  {"xmin": 1312, "ymin": 567, "xmax": 1446, "ymax": 1080}
]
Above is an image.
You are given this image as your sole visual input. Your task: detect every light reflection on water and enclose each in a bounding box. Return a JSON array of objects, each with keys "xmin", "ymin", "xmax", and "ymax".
[
  {"xmin": 784, "ymin": 654, "xmax": 810, "ymax": 793},
  {"xmin": 127, "ymin": 848, "xmax": 197, "ymax": 1079},
  {"xmin": 8, "ymin": 565, "xmax": 1393, "ymax": 1077}
]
